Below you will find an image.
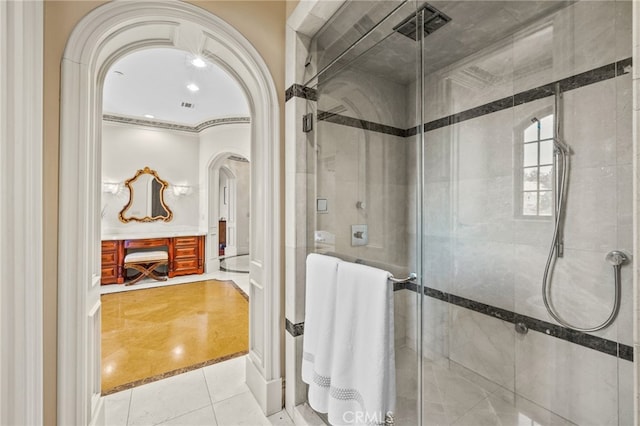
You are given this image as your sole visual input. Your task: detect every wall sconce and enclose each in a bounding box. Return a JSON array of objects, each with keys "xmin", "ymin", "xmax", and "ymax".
[
  {"xmin": 102, "ymin": 182, "xmax": 121, "ymax": 194},
  {"xmin": 172, "ymin": 184, "xmax": 193, "ymax": 197}
]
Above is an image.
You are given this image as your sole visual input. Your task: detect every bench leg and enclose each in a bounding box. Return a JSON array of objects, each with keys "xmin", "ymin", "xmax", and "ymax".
[{"xmin": 124, "ymin": 261, "xmax": 168, "ymax": 286}]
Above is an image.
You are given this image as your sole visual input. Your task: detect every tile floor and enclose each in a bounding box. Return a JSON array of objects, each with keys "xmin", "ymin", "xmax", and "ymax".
[
  {"xmin": 104, "ymin": 355, "xmax": 294, "ymax": 426},
  {"xmin": 220, "ymin": 254, "xmax": 250, "ymax": 273},
  {"xmin": 395, "ymin": 347, "xmax": 576, "ymax": 426}
]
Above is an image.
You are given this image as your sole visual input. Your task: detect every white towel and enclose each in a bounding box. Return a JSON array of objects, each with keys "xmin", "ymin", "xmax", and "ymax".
[
  {"xmin": 302, "ymin": 253, "xmax": 341, "ymax": 413},
  {"xmin": 328, "ymin": 262, "xmax": 395, "ymax": 426}
]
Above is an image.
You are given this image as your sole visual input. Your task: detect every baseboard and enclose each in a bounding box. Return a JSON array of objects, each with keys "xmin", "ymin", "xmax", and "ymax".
[{"xmin": 246, "ymin": 356, "xmax": 283, "ymax": 416}]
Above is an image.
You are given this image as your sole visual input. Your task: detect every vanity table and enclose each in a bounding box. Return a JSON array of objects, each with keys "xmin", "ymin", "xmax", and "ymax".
[{"xmin": 101, "ymin": 233, "xmax": 205, "ymax": 285}]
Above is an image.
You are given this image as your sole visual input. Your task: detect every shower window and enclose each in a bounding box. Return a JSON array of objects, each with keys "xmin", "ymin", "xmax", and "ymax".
[{"xmin": 520, "ymin": 114, "xmax": 554, "ymax": 217}]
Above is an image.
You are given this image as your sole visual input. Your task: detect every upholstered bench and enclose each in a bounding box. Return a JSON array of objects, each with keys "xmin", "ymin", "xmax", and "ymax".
[{"xmin": 124, "ymin": 250, "xmax": 169, "ymax": 286}]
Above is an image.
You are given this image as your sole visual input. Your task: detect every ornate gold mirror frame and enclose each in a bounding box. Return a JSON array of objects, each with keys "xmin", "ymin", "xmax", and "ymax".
[{"xmin": 118, "ymin": 166, "xmax": 173, "ymax": 223}]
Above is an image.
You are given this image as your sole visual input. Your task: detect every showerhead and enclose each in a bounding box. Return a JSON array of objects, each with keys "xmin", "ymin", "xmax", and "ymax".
[{"xmin": 393, "ymin": 3, "xmax": 451, "ymax": 41}]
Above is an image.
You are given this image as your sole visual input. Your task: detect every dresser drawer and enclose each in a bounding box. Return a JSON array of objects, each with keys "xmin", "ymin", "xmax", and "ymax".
[
  {"xmin": 174, "ymin": 246, "xmax": 198, "ymax": 259},
  {"xmin": 101, "ymin": 250, "xmax": 118, "ymax": 265},
  {"xmin": 174, "ymin": 236, "xmax": 198, "ymax": 246},
  {"xmin": 101, "ymin": 266, "xmax": 119, "ymax": 283},
  {"xmin": 173, "ymin": 258, "xmax": 199, "ymax": 273},
  {"xmin": 125, "ymin": 238, "xmax": 169, "ymax": 249},
  {"xmin": 101, "ymin": 240, "xmax": 118, "ymax": 251}
]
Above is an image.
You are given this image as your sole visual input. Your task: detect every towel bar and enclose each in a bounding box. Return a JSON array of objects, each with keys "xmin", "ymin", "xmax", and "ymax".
[{"xmin": 388, "ymin": 272, "xmax": 416, "ymax": 284}]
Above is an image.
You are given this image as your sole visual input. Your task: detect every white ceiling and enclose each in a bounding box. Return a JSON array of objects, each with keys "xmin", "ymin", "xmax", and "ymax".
[{"xmin": 103, "ymin": 48, "xmax": 250, "ymax": 126}]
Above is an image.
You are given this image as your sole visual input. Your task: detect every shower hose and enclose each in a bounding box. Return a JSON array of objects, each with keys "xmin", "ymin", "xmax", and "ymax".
[{"xmin": 541, "ymin": 138, "xmax": 626, "ymax": 332}]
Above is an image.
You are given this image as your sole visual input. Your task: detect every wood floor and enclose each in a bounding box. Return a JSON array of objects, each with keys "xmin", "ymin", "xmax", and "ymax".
[{"xmin": 101, "ymin": 279, "xmax": 248, "ymax": 395}]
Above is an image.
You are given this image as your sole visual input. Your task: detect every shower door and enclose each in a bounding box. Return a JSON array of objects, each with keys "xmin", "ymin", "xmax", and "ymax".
[
  {"xmin": 305, "ymin": 1, "xmax": 425, "ymax": 423},
  {"xmin": 416, "ymin": 1, "xmax": 633, "ymax": 425}
]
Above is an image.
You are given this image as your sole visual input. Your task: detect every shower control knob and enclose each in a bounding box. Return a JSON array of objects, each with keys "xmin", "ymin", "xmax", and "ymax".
[
  {"xmin": 353, "ymin": 231, "xmax": 364, "ymax": 239},
  {"xmin": 605, "ymin": 250, "xmax": 628, "ymax": 266}
]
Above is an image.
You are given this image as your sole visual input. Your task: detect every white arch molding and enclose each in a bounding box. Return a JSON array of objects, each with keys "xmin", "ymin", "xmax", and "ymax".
[{"xmin": 58, "ymin": 2, "xmax": 282, "ymax": 425}]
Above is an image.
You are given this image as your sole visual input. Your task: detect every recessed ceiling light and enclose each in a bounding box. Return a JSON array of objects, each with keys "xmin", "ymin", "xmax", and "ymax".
[
  {"xmin": 186, "ymin": 83, "xmax": 200, "ymax": 92},
  {"xmin": 144, "ymin": 114, "xmax": 154, "ymax": 119},
  {"xmin": 191, "ymin": 57, "xmax": 206, "ymax": 68}
]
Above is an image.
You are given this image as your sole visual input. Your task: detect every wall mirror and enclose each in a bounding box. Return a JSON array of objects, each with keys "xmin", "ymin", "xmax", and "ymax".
[{"xmin": 119, "ymin": 166, "xmax": 173, "ymax": 223}]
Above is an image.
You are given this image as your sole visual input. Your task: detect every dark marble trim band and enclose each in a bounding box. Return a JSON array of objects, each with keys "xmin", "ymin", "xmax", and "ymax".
[
  {"xmin": 305, "ymin": 57, "xmax": 632, "ymax": 138},
  {"xmin": 403, "ymin": 281, "xmax": 632, "ymax": 362},
  {"xmin": 286, "ymin": 318, "xmax": 305, "ymax": 337},
  {"xmin": 317, "ymin": 110, "xmax": 406, "ymax": 138},
  {"xmin": 285, "ymin": 83, "xmax": 318, "ymax": 102},
  {"xmin": 294, "ymin": 277, "xmax": 631, "ymax": 361},
  {"xmin": 101, "ymin": 350, "xmax": 248, "ymax": 396}
]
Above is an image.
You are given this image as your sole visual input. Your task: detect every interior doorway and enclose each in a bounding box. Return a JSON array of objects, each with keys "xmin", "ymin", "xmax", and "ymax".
[
  {"xmin": 207, "ymin": 154, "xmax": 251, "ymax": 273},
  {"xmin": 58, "ymin": 3, "xmax": 282, "ymax": 424}
]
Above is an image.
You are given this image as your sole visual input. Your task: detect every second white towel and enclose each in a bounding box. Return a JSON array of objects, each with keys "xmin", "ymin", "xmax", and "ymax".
[{"xmin": 328, "ymin": 261, "xmax": 396, "ymax": 426}]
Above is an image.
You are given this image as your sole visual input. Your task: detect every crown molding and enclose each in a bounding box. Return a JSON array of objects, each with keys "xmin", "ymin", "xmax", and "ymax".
[{"xmin": 102, "ymin": 114, "xmax": 251, "ymax": 133}]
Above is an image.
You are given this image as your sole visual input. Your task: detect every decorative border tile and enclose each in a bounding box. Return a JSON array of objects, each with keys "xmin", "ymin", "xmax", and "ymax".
[
  {"xmin": 101, "ymin": 350, "xmax": 248, "ymax": 396},
  {"xmin": 285, "ymin": 83, "xmax": 318, "ymax": 102},
  {"xmin": 102, "ymin": 114, "xmax": 250, "ymax": 133},
  {"xmin": 296, "ymin": 278, "xmax": 632, "ymax": 361},
  {"xmin": 286, "ymin": 318, "xmax": 305, "ymax": 337},
  {"xmin": 298, "ymin": 58, "xmax": 632, "ymax": 138},
  {"xmin": 317, "ymin": 110, "xmax": 407, "ymax": 137}
]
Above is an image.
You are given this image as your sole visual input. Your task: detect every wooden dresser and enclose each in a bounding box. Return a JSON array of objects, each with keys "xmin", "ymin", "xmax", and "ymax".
[{"xmin": 101, "ymin": 234, "xmax": 205, "ymax": 285}]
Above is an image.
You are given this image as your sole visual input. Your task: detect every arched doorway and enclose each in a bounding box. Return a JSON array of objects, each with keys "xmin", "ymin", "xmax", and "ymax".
[{"xmin": 58, "ymin": 2, "xmax": 281, "ymax": 424}]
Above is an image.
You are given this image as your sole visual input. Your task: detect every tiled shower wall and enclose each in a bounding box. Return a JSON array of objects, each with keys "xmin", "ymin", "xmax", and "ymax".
[{"xmin": 403, "ymin": 1, "xmax": 633, "ymax": 425}]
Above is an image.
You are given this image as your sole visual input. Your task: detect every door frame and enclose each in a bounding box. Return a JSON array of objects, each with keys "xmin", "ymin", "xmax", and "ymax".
[{"xmin": 58, "ymin": 2, "xmax": 282, "ymax": 424}]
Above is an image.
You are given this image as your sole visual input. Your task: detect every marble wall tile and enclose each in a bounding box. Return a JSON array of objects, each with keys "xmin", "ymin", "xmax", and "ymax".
[
  {"xmin": 513, "ymin": 243, "xmax": 554, "ymax": 321},
  {"xmin": 424, "ymin": 126, "xmax": 453, "ymax": 183},
  {"xmin": 421, "ymin": 296, "xmax": 450, "ymax": 362},
  {"xmin": 562, "ymin": 166, "xmax": 618, "ymax": 252},
  {"xmin": 454, "ymin": 176, "xmax": 514, "ymax": 244},
  {"xmin": 617, "ymin": 164, "xmax": 633, "ymax": 250},
  {"xmin": 515, "ymin": 329, "xmax": 619, "ymax": 426},
  {"xmin": 514, "ymin": 218, "xmax": 554, "ymax": 248},
  {"xmin": 615, "ymin": 0, "xmax": 633, "ymax": 62},
  {"xmin": 449, "ymin": 305, "xmax": 515, "ymax": 391},
  {"xmin": 317, "ymin": 67, "xmax": 409, "ymax": 130},
  {"xmin": 553, "ymin": 1, "xmax": 617, "ymax": 82},
  {"xmin": 562, "ymin": 78, "xmax": 617, "ymax": 170},
  {"xmin": 422, "ymin": 236, "xmax": 453, "ymax": 293},
  {"xmin": 617, "ymin": 74, "xmax": 633, "ymax": 166},
  {"xmin": 424, "ymin": 181, "xmax": 452, "ymax": 239},
  {"xmin": 394, "ymin": 290, "xmax": 407, "ymax": 349},
  {"xmin": 618, "ymin": 359, "xmax": 634, "ymax": 426},
  {"xmin": 453, "ymin": 108, "xmax": 514, "ymax": 180},
  {"xmin": 512, "ymin": 19, "xmax": 554, "ymax": 94},
  {"xmin": 445, "ymin": 38, "xmax": 514, "ymax": 117},
  {"xmin": 452, "ymin": 239, "xmax": 515, "ymax": 312}
]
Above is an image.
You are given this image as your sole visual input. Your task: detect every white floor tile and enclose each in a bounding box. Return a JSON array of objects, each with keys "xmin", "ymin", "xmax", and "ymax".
[
  {"xmin": 266, "ymin": 410, "xmax": 295, "ymax": 426},
  {"xmin": 213, "ymin": 391, "xmax": 271, "ymax": 426},
  {"xmin": 157, "ymin": 406, "xmax": 218, "ymax": 426},
  {"xmin": 127, "ymin": 370, "xmax": 212, "ymax": 426},
  {"xmin": 203, "ymin": 356, "xmax": 250, "ymax": 402},
  {"xmin": 104, "ymin": 389, "xmax": 132, "ymax": 426}
]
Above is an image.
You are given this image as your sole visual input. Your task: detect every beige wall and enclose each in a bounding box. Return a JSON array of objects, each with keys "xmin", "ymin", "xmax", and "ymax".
[{"xmin": 43, "ymin": 1, "xmax": 296, "ymax": 423}]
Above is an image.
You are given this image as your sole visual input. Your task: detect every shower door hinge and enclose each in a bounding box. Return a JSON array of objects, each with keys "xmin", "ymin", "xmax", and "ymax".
[{"xmin": 302, "ymin": 113, "xmax": 313, "ymax": 133}]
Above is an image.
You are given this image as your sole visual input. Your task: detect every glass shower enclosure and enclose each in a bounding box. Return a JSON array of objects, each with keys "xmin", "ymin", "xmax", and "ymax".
[{"xmin": 303, "ymin": 0, "xmax": 633, "ymax": 425}]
